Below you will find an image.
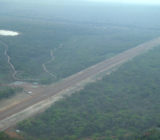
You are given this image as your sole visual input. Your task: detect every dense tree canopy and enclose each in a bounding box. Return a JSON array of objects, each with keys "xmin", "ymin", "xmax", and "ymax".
[
  {"xmin": 1, "ymin": 15, "xmax": 159, "ymax": 84},
  {"xmin": 18, "ymin": 47, "xmax": 160, "ymax": 140}
]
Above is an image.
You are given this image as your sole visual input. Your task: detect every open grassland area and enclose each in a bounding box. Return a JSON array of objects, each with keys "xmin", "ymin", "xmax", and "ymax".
[
  {"xmin": 0, "ymin": 15, "xmax": 160, "ymax": 84},
  {"xmin": 18, "ymin": 47, "xmax": 160, "ymax": 140}
]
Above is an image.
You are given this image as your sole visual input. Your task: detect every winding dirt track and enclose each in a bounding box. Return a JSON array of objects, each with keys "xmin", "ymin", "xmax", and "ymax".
[
  {"xmin": 0, "ymin": 37, "xmax": 160, "ymax": 131},
  {"xmin": 0, "ymin": 40, "xmax": 18, "ymax": 80},
  {"xmin": 42, "ymin": 50, "xmax": 56, "ymax": 78},
  {"xmin": 0, "ymin": 40, "xmax": 39, "ymax": 82},
  {"xmin": 0, "ymin": 40, "xmax": 61, "ymax": 81},
  {"xmin": 42, "ymin": 43, "xmax": 64, "ymax": 78}
]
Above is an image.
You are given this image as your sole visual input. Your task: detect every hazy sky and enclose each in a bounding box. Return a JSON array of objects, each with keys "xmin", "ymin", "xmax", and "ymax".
[
  {"xmin": 1, "ymin": 0, "xmax": 160, "ymax": 6},
  {"xmin": 87, "ymin": 0, "xmax": 160, "ymax": 5}
]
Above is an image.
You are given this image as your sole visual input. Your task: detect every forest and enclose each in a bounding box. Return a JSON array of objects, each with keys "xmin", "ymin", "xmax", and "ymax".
[
  {"xmin": 16, "ymin": 46, "xmax": 160, "ymax": 140},
  {"xmin": 1, "ymin": 1, "xmax": 160, "ymax": 140},
  {"xmin": 1, "ymin": 7, "xmax": 160, "ymax": 84}
]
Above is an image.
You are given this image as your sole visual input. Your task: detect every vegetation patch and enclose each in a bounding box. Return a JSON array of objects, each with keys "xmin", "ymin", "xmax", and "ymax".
[
  {"xmin": 0, "ymin": 132, "xmax": 19, "ymax": 140},
  {"xmin": 0, "ymin": 86, "xmax": 23, "ymax": 100},
  {"xmin": 18, "ymin": 47, "xmax": 160, "ymax": 140},
  {"xmin": 1, "ymin": 15, "xmax": 160, "ymax": 84}
]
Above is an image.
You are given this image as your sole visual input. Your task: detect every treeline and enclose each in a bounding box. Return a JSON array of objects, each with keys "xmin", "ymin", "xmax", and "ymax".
[
  {"xmin": 18, "ymin": 46, "xmax": 160, "ymax": 140},
  {"xmin": 0, "ymin": 87, "xmax": 22, "ymax": 99}
]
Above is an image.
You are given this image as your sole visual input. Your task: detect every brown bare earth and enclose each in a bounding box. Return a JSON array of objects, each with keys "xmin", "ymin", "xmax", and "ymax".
[
  {"xmin": 0, "ymin": 37, "xmax": 160, "ymax": 131},
  {"xmin": 5, "ymin": 128, "xmax": 23, "ymax": 139}
]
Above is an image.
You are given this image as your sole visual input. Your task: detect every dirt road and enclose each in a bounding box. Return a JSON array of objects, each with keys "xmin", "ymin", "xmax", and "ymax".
[
  {"xmin": 42, "ymin": 50, "xmax": 56, "ymax": 78},
  {"xmin": 0, "ymin": 37, "xmax": 160, "ymax": 131},
  {"xmin": 0, "ymin": 40, "xmax": 39, "ymax": 82},
  {"xmin": 42, "ymin": 43, "xmax": 64, "ymax": 78},
  {"xmin": 0, "ymin": 40, "xmax": 18, "ymax": 80}
]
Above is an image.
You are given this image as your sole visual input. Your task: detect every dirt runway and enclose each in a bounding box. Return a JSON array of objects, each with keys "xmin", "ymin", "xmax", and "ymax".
[{"xmin": 0, "ymin": 37, "xmax": 160, "ymax": 131}]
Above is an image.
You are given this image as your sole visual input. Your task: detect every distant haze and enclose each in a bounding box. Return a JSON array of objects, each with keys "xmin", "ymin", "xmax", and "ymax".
[
  {"xmin": 87, "ymin": 0, "xmax": 160, "ymax": 5},
  {"xmin": 2, "ymin": 0, "xmax": 160, "ymax": 5}
]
